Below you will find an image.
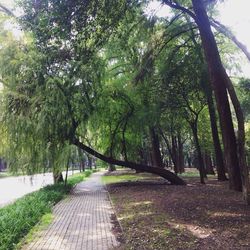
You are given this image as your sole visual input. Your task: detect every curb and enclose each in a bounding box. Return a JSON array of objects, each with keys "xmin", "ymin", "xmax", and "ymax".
[{"xmin": 104, "ymin": 181, "xmax": 125, "ymax": 246}]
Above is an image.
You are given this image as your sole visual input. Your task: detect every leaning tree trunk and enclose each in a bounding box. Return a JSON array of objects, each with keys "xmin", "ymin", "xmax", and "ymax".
[
  {"xmin": 72, "ymin": 137, "xmax": 186, "ymax": 185},
  {"xmin": 192, "ymin": 0, "xmax": 243, "ymax": 193},
  {"xmin": 225, "ymin": 76, "xmax": 250, "ymax": 203},
  {"xmin": 188, "ymin": 18, "xmax": 227, "ymax": 181},
  {"xmin": 205, "ymin": 80, "xmax": 227, "ymax": 180}
]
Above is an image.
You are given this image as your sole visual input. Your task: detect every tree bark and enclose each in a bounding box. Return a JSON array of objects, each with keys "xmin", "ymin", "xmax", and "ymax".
[
  {"xmin": 108, "ymin": 164, "xmax": 116, "ymax": 172},
  {"xmin": 190, "ymin": 122, "xmax": 206, "ymax": 184},
  {"xmin": 203, "ymin": 153, "xmax": 215, "ymax": 175},
  {"xmin": 205, "ymin": 82, "xmax": 227, "ymax": 180},
  {"xmin": 225, "ymin": 76, "xmax": 250, "ymax": 202},
  {"xmin": 171, "ymin": 135, "xmax": 179, "ymax": 173},
  {"xmin": 187, "ymin": 15, "xmax": 227, "ymax": 181},
  {"xmin": 87, "ymin": 155, "xmax": 93, "ymax": 170},
  {"xmin": 150, "ymin": 127, "xmax": 164, "ymax": 168},
  {"xmin": 72, "ymin": 137, "xmax": 186, "ymax": 185},
  {"xmin": 53, "ymin": 171, "xmax": 64, "ymax": 184},
  {"xmin": 192, "ymin": 0, "xmax": 242, "ymax": 192},
  {"xmin": 177, "ymin": 133, "xmax": 185, "ymax": 173}
]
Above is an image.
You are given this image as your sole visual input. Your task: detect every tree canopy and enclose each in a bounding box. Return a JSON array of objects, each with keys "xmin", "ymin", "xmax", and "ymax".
[{"xmin": 0, "ymin": 0, "xmax": 249, "ymax": 201}]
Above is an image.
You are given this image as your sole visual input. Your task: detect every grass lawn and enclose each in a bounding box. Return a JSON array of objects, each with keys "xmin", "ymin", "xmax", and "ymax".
[
  {"xmin": 106, "ymin": 169, "xmax": 250, "ymax": 250},
  {"xmin": 102, "ymin": 174, "xmax": 146, "ymax": 185},
  {"xmin": 0, "ymin": 170, "xmax": 93, "ymax": 250},
  {"xmin": 0, "ymin": 171, "xmax": 16, "ymax": 178}
]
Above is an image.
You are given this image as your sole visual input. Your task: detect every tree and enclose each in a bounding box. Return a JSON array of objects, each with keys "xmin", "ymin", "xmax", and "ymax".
[
  {"xmin": 191, "ymin": 0, "xmax": 249, "ymax": 202},
  {"xmin": 0, "ymin": 1, "xmax": 186, "ymax": 185},
  {"xmin": 161, "ymin": 0, "xmax": 249, "ymax": 204}
]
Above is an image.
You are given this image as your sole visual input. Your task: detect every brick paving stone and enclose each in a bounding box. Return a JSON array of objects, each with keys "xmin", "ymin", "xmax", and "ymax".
[{"xmin": 23, "ymin": 171, "xmax": 121, "ymax": 250}]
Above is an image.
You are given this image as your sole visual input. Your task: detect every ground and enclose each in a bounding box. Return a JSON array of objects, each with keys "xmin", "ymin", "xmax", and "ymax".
[{"xmin": 104, "ymin": 169, "xmax": 250, "ymax": 250}]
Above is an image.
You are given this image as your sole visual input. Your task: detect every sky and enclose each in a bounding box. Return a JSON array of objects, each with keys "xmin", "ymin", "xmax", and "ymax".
[
  {"xmin": 1, "ymin": 0, "xmax": 250, "ymax": 77},
  {"xmin": 146, "ymin": 0, "xmax": 250, "ymax": 77}
]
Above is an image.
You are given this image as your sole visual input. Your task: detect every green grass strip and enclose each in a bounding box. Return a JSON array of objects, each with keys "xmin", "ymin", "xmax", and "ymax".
[{"xmin": 0, "ymin": 170, "xmax": 93, "ymax": 250}]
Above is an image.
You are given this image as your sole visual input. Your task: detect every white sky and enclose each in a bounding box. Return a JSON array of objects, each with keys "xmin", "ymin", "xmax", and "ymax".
[
  {"xmin": 146, "ymin": 0, "xmax": 250, "ymax": 78},
  {"xmin": 1, "ymin": 0, "xmax": 250, "ymax": 77}
]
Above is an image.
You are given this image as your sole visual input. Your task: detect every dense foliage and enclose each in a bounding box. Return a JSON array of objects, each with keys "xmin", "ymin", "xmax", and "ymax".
[{"xmin": 0, "ymin": 1, "xmax": 249, "ymax": 193}]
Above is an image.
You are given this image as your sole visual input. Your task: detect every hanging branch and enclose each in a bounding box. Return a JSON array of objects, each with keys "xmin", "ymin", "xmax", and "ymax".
[
  {"xmin": 0, "ymin": 3, "xmax": 15, "ymax": 17},
  {"xmin": 210, "ymin": 18, "xmax": 250, "ymax": 62},
  {"xmin": 161, "ymin": 0, "xmax": 196, "ymax": 21}
]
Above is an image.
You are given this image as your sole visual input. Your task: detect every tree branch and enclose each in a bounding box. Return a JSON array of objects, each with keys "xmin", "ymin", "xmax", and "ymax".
[
  {"xmin": 71, "ymin": 136, "xmax": 186, "ymax": 185},
  {"xmin": 161, "ymin": 0, "xmax": 196, "ymax": 21},
  {"xmin": 210, "ymin": 18, "xmax": 250, "ymax": 62},
  {"xmin": 0, "ymin": 3, "xmax": 15, "ymax": 17}
]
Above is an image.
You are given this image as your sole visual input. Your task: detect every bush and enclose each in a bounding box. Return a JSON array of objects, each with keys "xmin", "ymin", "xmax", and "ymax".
[
  {"xmin": 0, "ymin": 171, "xmax": 92, "ymax": 250},
  {"xmin": 84, "ymin": 170, "xmax": 92, "ymax": 177}
]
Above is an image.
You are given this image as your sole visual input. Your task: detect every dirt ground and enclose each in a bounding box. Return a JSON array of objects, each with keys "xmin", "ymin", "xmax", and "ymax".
[{"xmin": 106, "ymin": 170, "xmax": 250, "ymax": 250}]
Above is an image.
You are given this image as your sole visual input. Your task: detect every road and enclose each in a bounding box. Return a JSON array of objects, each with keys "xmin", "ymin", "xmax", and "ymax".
[{"xmin": 0, "ymin": 170, "xmax": 79, "ymax": 208}]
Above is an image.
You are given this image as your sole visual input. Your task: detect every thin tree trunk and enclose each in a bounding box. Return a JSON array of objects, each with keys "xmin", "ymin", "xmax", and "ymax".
[
  {"xmin": 204, "ymin": 153, "xmax": 215, "ymax": 175},
  {"xmin": 150, "ymin": 127, "xmax": 164, "ymax": 168},
  {"xmin": 64, "ymin": 161, "xmax": 70, "ymax": 186},
  {"xmin": 225, "ymin": 77, "xmax": 250, "ymax": 202},
  {"xmin": 187, "ymin": 16, "xmax": 227, "ymax": 181},
  {"xmin": 206, "ymin": 83, "xmax": 227, "ymax": 180},
  {"xmin": 177, "ymin": 134, "xmax": 185, "ymax": 173},
  {"xmin": 191, "ymin": 123, "xmax": 206, "ymax": 184},
  {"xmin": 171, "ymin": 135, "xmax": 179, "ymax": 173},
  {"xmin": 108, "ymin": 164, "xmax": 116, "ymax": 172},
  {"xmin": 88, "ymin": 155, "xmax": 93, "ymax": 170},
  {"xmin": 187, "ymin": 155, "xmax": 192, "ymax": 168},
  {"xmin": 159, "ymin": 129, "xmax": 178, "ymax": 172}
]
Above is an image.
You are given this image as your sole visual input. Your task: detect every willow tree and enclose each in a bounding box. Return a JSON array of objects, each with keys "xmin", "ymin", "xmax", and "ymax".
[
  {"xmin": 162, "ymin": 0, "xmax": 250, "ymax": 204},
  {"xmin": 0, "ymin": 1, "xmax": 186, "ymax": 184}
]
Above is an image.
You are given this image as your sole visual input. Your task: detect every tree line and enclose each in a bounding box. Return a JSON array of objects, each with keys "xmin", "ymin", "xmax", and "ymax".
[{"xmin": 0, "ymin": 0, "xmax": 249, "ymax": 203}]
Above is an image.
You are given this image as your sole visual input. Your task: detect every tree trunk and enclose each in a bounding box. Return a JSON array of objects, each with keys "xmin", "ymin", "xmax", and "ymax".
[
  {"xmin": 187, "ymin": 155, "xmax": 192, "ymax": 168},
  {"xmin": 53, "ymin": 171, "xmax": 64, "ymax": 184},
  {"xmin": 108, "ymin": 164, "xmax": 116, "ymax": 172},
  {"xmin": 203, "ymin": 153, "xmax": 215, "ymax": 175},
  {"xmin": 80, "ymin": 161, "xmax": 85, "ymax": 172},
  {"xmin": 159, "ymin": 129, "xmax": 179, "ymax": 172},
  {"xmin": 225, "ymin": 76, "xmax": 250, "ymax": 203},
  {"xmin": 177, "ymin": 134, "xmax": 185, "ymax": 173},
  {"xmin": 72, "ymin": 137, "xmax": 186, "ymax": 185},
  {"xmin": 191, "ymin": 122, "xmax": 206, "ymax": 184},
  {"xmin": 88, "ymin": 155, "xmax": 93, "ymax": 170},
  {"xmin": 150, "ymin": 127, "xmax": 164, "ymax": 168},
  {"xmin": 192, "ymin": 0, "xmax": 243, "ymax": 192},
  {"xmin": 206, "ymin": 82, "xmax": 227, "ymax": 180},
  {"xmin": 188, "ymin": 15, "xmax": 227, "ymax": 181},
  {"xmin": 171, "ymin": 135, "xmax": 179, "ymax": 174}
]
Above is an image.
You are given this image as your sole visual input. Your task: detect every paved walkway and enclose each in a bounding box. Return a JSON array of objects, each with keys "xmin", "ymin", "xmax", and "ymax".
[{"xmin": 23, "ymin": 172, "xmax": 120, "ymax": 250}]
